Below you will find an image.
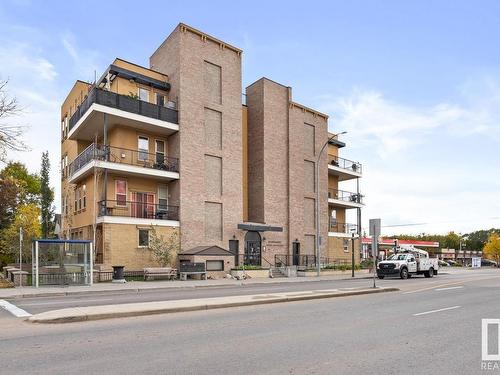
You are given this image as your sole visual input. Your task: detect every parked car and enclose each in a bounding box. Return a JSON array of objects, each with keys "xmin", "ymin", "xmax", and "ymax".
[
  {"xmin": 446, "ymin": 260, "xmax": 460, "ymax": 266},
  {"xmin": 438, "ymin": 260, "xmax": 450, "ymax": 267},
  {"xmin": 377, "ymin": 247, "xmax": 439, "ymax": 279},
  {"xmin": 481, "ymin": 259, "xmax": 498, "ymax": 267}
]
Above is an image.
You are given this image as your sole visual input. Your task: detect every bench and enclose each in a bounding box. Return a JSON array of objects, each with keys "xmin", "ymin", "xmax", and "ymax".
[{"xmin": 143, "ymin": 267, "xmax": 177, "ymax": 281}]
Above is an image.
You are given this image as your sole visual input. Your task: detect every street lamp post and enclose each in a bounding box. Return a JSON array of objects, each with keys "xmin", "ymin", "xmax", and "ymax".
[{"xmin": 315, "ymin": 131, "xmax": 347, "ymax": 277}]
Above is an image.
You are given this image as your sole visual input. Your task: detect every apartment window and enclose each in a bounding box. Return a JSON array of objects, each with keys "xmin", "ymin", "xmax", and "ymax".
[
  {"xmin": 82, "ymin": 184, "xmax": 86, "ymax": 209},
  {"xmin": 138, "ymin": 229, "xmax": 150, "ymax": 248},
  {"xmin": 116, "ymin": 180, "xmax": 127, "ymax": 206},
  {"xmin": 343, "ymin": 239, "xmax": 349, "ymax": 253},
  {"xmin": 138, "ymin": 88, "xmax": 149, "ymax": 102},
  {"xmin": 155, "ymin": 140, "xmax": 165, "ymax": 164},
  {"xmin": 61, "ymin": 157, "xmax": 66, "ymax": 178},
  {"xmin": 330, "ymin": 209, "xmax": 337, "ymax": 225},
  {"xmin": 206, "ymin": 260, "xmax": 224, "ymax": 272},
  {"xmin": 131, "ymin": 192, "xmax": 155, "ymax": 218},
  {"xmin": 64, "ymin": 196, "xmax": 68, "ymax": 215},
  {"xmin": 77, "ymin": 186, "xmax": 82, "ymax": 211},
  {"xmin": 64, "ymin": 155, "xmax": 68, "ymax": 177},
  {"xmin": 158, "ymin": 184, "xmax": 168, "ymax": 211},
  {"xmin": 74, "ymin": 189, "xmax": 79, "ymax": 212},
  {"xmin": 138, "ymin": 136, "xmax": 149, "ymax": 161},
  {"xmin": 156, "ymin": 93, "xmax": 166, "ymax": 107}
]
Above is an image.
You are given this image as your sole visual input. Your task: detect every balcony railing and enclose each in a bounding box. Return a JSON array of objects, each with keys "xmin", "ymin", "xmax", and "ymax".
[
  {"xmin": 98, "ymin": 200, "xmax": 179, "ymax": 221},
  {"xmin": 329, "ymin": 221, "xmax": 358, "ymax": 233},
  {"xmin": 68, "ymin": 87, "xmax": 178, "ymax": 132},
  {"xmin": 328, "ymin": 189, "xmax": 364, "ymax": 204},
  {"xmin": 328, "ymin": 155, "xmax": 362, "ymax": 175},
  {"xmin": 68, "ymin": 143, "xmax": 179, "ymax": 178}
]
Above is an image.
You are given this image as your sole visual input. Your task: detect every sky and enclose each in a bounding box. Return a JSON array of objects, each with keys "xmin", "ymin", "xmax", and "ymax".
[{"xmin": 0, "ymin": 0, "xmax": 499, "ymax": 237}]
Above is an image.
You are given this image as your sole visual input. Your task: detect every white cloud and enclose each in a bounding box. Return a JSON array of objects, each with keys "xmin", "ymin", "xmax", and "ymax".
[
  {"xmin": 61, "ymin": 31, "xmax": 101, "ymax": 80},
  {"xmin": 316, "ymin": 80, "xmax": 500, "ymax": 235}
]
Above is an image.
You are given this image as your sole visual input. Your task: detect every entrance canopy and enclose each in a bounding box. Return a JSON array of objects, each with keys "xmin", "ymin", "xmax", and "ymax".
[
  {"xmin": 32, "ymin": 239, "xmax": 93, "ymax": 287},
  {"xmin": 237, "ymin": 222, "xmax": 283, "ymax": 232}
]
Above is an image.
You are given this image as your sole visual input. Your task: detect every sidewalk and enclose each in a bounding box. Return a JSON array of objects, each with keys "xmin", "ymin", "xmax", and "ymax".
[
  {"xmin": 28, "ymin": 286, "xmax": 398, "ymax": 324},
  {"xmin": 0, "ymin": 272, "xmax": 374, "ymax": 299}
]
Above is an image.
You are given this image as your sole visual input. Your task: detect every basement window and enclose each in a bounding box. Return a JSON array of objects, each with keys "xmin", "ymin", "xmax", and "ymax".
[
  {"xmin": 206, "ymin": 260, "xmax": 224, "ymax": 271},
  {"xmin": 343, "ymin": 239, "xmax": 349, "ymax": 253},
  {"xmin": 138, "ymin": 229, "xmax": 150, "ymax": 248}
]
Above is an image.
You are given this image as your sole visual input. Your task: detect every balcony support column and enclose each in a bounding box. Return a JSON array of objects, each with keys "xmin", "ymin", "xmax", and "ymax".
[{"xmin": 103, "ymin": 113, "xmax": 108, "ymax": 208}]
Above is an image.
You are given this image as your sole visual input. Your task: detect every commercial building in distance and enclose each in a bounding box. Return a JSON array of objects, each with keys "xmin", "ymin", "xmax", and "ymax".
[{"xmin": 60, "ymin": 23, "xmax": 363, "ymax": 273}]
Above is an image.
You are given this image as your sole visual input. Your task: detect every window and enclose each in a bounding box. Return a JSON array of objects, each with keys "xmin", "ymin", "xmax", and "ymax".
[
  {"xmin": 64, "ymin": 196, "xmax": 68, "ymax": 215},
  {"xmin": 82, "ymin": 184, "xmax": 86, "ymax": 209},
  {"xmin": 206, "ymin": 260, "xmax": 224, "ymax": 271},
  {"xmin": 156, "ymin": 93, "xmax": 166, "ymax": 107},
  {"xmin": 138, "ymin": 229, "xmax": 150, "ymax": 247},
  {"xmin": 131, "ymin": 192, "xmax": 155, "ymax": 218},
  {"xmin": 155, "ymin": 140, "xmax": 165, "ymax": 164},
  {"xmin": 78, "ymin": 186, "xmax": 82, "ymax": 211},
  {"xmin": 158, "ymin": 185, "xmax": 168, "ymax": 211},
  {"xmin": 61, "ymin": 157, "xmax": 66, "ymax": 178},
  {"xmin": 138, "ymin": 136, "xmax": 149, "ymax": 161},
  {"xmin": 343, "ymin": 239, "xmax": 349, "ymax": 253},
  {"xmin": 138, "ymin": 88, "xmax": 149, "ymax": 102},
  {"xmin": 64, "ymin": 155, "xmax": 68, "ymax": 177},
  {"xmin": 116, "ymin": 180, "xmax": 127, "ymax": 206},
  {"xmin": 75, "ymin": 189, "xmax": 79, "ymax": 212}
]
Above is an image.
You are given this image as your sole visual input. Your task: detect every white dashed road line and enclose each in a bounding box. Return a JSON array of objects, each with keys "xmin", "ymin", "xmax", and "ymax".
[
  {"xmin": 0, "ymin": 299, "xmax": 32, "ymax": 318},
  {"xmin": 413, "ymin": 305, "xmax": 461, "ymax": 317},
  {"xmin": 435, "ymin": 286, "xmax": 464, "ymax": 291}
]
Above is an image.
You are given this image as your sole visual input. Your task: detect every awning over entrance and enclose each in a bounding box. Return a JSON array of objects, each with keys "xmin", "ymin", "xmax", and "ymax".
[
  {"xmin": 179, "ymin": 245, "xmax": 234, "ymax": 256},
  {"xmin": 237, "ymin": 222, "xmax": 283, "ymax": 232}
]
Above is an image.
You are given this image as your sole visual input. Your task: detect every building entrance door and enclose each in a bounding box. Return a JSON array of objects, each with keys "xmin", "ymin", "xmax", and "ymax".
[
  {"xmin": 245, "ymin": 231, "xmax": 261, "ymax": 266},
  {"xmin": 292, "ymin": 241, "xmax": 300, "ymax": 266}
]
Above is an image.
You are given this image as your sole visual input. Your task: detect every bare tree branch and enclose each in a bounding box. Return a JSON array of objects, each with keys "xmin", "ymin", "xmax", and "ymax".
[{"xmin": 0, "ymin": 80, "xmax": 29, "ymax": 160}]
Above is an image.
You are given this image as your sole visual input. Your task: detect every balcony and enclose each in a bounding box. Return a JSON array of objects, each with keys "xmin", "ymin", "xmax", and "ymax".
[
  {"xmin": 67, "ymin": 87, "xmax": 179, "ymax": 141},
  {"xmin": 68, "ymin": 143, "xmax": 179, "ymax": 183},
  {"xmin": 329, "ymin": 222, "xmax": 358, "ymax": 237},
  {"xmin": 328, "ymin": 189, "xmax": 364, "ymax": 209},
  {"xmin": 97, "ymin": 200, "xmax": 179, "ymax": 226},
  {"xmin": 328, "ymin": 155, "xmax": 362, "ymax": 181}
]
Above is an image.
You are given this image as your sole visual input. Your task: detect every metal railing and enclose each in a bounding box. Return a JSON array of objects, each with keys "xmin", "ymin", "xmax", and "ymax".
[
  {"xmin": 328, "ymin": 155, "xmax": 362, "ymax": 175},
  {"xmin": 68, "ymin": 87, "xmax": 178, "ymax": 131},
  {"xmin": 329, "ymin": 221, "xmax": 358, "ymax": 233},
  {"xmin": 68, "ymin": 143, "xmax": 179, "ymax": 177},
  {"xmin": 98, "ymin": 200, "xmax": 179, "ymax": 221},
  {"xmin": 274, "ymin": 254, "xmax": 332, "ymax": 268},
  {"xmin": 328, "ymin": 189, "xmax": 364, "ymax": 204}
]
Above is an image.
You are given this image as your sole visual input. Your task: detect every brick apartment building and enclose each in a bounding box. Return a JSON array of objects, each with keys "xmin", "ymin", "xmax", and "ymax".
[{"xmin": 60, "ymin": 23, "xmax": 363, "ymax": 272}]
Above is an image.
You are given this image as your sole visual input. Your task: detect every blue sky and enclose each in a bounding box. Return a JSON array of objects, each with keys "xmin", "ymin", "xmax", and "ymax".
[{"xmin": 1, "ymin": 0, "xmax": 499, "ymax": 236}]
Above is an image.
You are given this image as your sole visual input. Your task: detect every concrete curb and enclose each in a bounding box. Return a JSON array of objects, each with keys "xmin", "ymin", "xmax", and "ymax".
[
  {"xmin": 4, "ymin": 276, "xmax": 376, "ymax": 300},
  {"xmin": 27, "ymin": 287, "xmax": 398, "ymax": 324}
]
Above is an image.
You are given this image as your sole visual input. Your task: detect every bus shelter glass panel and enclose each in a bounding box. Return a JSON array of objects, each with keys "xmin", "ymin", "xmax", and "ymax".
[{"xmin": 33, "ymin": 240, "xmax": 93, "ymax": 287}]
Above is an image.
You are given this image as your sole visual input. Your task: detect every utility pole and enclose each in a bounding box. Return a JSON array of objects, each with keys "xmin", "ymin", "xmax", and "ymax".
[
  {"xmin": 351, "ymin": 231, "xmax": 355, "ymax": 277},
  {"xmin": 19, "ymin": 227, "xmax": 23, "ymax": 288}
]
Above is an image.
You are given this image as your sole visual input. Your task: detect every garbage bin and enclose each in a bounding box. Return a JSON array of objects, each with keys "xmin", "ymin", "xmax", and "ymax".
[{"xmin": 112, "ymin": 265, "xmax": 126, "ymax": 283}]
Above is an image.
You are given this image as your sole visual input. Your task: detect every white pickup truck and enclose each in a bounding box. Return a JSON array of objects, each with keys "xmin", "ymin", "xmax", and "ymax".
[{"xmin": 377, "ymin": 247, "xmax": 439, "ymax": 280}]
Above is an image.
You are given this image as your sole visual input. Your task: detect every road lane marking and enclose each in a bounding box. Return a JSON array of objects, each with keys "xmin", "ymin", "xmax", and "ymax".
[
  {"xmin": 403, "ymin": 275, "xmax": 500, "ymax": 294},
  {"xmin": 435, "ymin": 286, "xmax": 464, "ymax": 291},
  {"xmin": 413, "ymin": 306, "xmax": 461, "ymax": 316},
  {"xmin": 0, "ymin": 299, "xmax": 32, "ymax": 317},
  {"xmin": 17, "ymin": 298, "xmax": 116, "ymax": 307}
]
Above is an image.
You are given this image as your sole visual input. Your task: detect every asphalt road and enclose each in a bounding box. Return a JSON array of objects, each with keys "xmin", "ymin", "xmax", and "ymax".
[
  {"xmin": 2, "ymin": 269, "xmax": 498, "ymax": 315},
  {"xmin": 0, "ymin": 269, "xmax": 499, "ymax": 374}
]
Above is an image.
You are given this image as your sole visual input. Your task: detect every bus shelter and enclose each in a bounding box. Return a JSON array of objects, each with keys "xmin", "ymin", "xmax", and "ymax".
[{"xmin": 32, "ymin": 239, "xmax": 93, "ymax": 287}]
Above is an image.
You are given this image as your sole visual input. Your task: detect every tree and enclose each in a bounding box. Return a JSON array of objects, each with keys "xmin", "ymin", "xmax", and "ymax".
[
  {"xmin": 149, "ymin": 227, "xmax": 179, "ymax": 267},
  {"xmin": 40, "ymin": 151, "xmax": 54, "ymax": 237},
  {"xmin": 0, "ymin": 80, "xmax": 28, "ymax": 160},
  {"xmin": 1, "ymin": 203, "xmax": 41, "ymax": 265},
  {"xmin": 483, "ymin": 234, "xmax": 500, "ymax": 266},
  {"xmin": 0, "ymin": 162, "xmax": 41, "ymax": 205}
]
